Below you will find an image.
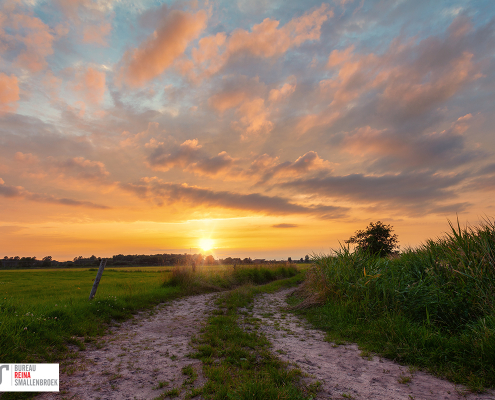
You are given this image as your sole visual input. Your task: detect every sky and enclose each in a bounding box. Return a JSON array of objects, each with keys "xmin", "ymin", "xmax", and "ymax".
[{"xmin": 1, "ymin": 0, "xmax": 495, "ymax": 261}]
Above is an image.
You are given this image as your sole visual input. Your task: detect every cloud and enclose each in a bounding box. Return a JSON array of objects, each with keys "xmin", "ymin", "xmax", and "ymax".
[
  {"xmin": 47, "ymin": 156, "xmax": 110, "ymax": 181},
  {"xmin": 209, "ymin": 89, "xmax": 247, "ymax": 112},
  {"xmin": 146, "ymin": 139, "xmax": 239, "ymax": 178},
  {"xmin": 340, "ymin": 117, "xmax": 483, "ymax": 172},
  {"xmin": 14, "ymin": 151, "xmax": 38, "ymax": 164},
  {"xmin": 147, "ymin": 138, "xmax": 203, "ymax": 171},
  {"xmin": 118, "ymin": 9, "xmax": 207, "ymax": 87},
  {"xmin": 298, "ymin": 14, "xmax": 487, "ymax": 134},
  {"xmin": 279, "ymin": 171, "xmax": 469, "ymax": 216},
  {"xmin": 186, "ymin": 151, "xmax": 236, "ymax": 177},
  {"xmin": 178, "ymin": 3, "xmax": 333, "ymax": 80},
  {"xmin": 82, "ymin": 21, "xmax": 112, "ymax": 45},
  {"xmin": 0, "ymin": 179, "xmax": 110, "ymax": 209},
  {"xmin": 72, "ymin": 66, "xmax": 106, "ymax": 104},
  {"xmin": 234, "ymin": 97, "xmax": 273, "ymax": 139},
  {"xmin": 120, "ymin": 180, "xmax": 348, "ymax": 219},
  {"xmin": 227, "ymin": 3, "xmax": 332, "ymax": 57},
  {"xmin": 0, "ymin": 73, "xmax": 19, "ymax": 114},
  {"xmin": 272, "ymin": 223, "xmax": 299, "ymax": 228},
  {"xmin": 11, "ymin": 13, "xmax": 55, "ymax": 72},
  {"xmin": 268, "ymin": 76, "xmax": 297, "ymax": 102},
  {"xmin": 250, "ymin": 151, "xmax": 334, "ymax": 184}
]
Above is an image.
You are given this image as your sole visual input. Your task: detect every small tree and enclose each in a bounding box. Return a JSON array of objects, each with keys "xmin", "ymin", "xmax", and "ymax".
[{"xmin": 345, "ymin": 221, "xmax": 398, "ymax": 257}]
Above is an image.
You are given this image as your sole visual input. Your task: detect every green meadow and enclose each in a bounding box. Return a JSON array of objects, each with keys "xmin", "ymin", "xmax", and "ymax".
[
  {"xmin": 0, "ymin": 267, "xmax": 180, "ymax": 363},
  {"xmin": 0, "ymin": 263, "xmax": 298, "ymax": 365}
]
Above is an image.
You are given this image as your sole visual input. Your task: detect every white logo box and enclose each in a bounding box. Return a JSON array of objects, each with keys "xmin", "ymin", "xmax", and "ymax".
[{"xmin": 0, "ymin": 364, "xmax": 59, "ymax": 392}]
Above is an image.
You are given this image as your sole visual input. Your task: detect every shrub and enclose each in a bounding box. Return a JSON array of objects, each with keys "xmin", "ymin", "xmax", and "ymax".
[{"xmin": 345, "ymin": 221, "xmax": 399, "ymax": 257}]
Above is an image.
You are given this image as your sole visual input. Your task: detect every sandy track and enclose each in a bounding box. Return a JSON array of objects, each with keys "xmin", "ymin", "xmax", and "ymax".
[
  {"xmin": 250, "ymin": 288, "xmax": 495, "ymax": 400},
  {"xmin": 37, "ymin": 292, "xmax": 218, "ymax": 400}
]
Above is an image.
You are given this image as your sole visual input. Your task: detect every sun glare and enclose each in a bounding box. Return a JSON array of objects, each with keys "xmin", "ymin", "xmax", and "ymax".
[{"xmin": 199, "ymin": 238, "xmax": 215, "ymax": 252}]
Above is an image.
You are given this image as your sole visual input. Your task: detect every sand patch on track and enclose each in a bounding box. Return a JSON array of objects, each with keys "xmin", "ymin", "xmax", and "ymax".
[
  {"xmin": 250, "ymin": 288, "xmax": 495, "ymax": 400},
  {"xmin": 37, "ymin": 292, "xmax": 217, "ymax": 400}
]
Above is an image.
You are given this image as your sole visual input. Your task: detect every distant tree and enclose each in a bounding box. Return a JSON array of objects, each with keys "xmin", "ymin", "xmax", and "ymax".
[
  {"xmin": 345, "ymin": 221, "xmax": 399, "ymax": 257},
  {"xmin": 205, "ymin": 255, "xmax": 215, "ymax": 265},
  {"xmin": 42, "ymin": 256, "xmax": 52, "ymax": 268},
  {"xmin": 299, "ymin": 257, "xmax": 303, "ymax": 263},
  {"xmin": 288, "ymin": 257, "xmax": 292, "ymax": 263},
  {"xmin": 304, "ymin": 255, "xmax": 310, "ymax": 263}
]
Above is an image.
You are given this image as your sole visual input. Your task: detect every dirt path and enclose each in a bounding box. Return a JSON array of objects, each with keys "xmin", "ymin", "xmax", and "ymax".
[
  {"xmin": 37, "ymin": 292, "xmax": 218, "ymax": 400},
  {"xmin": 250, "ymin": 288, "xmax": 495, "ymax": 400}
]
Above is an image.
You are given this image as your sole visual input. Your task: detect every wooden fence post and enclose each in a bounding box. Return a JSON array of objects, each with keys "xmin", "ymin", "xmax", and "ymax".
[{"xmin": 89, "ymin": 258, "xmax": 107, "ymax": 300}]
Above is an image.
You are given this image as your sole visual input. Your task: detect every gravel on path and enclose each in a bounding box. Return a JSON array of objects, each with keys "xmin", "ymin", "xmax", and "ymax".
[
  {"xmin": 249, "ymin": 288, "xmax": 495, "ymax": 400},
  {"xmin": 37, "ymin": 292, "xmax": 218, "ymax": 400}
]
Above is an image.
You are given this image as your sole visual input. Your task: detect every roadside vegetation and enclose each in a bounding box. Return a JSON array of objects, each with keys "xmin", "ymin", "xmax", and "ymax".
[
  {"xmin": 163, "ymin": 263, "xmax": 299, "ymax": 293},
  {"xmin": 293, "ymin": 218, "xmax": 495, "ymax": 391}
]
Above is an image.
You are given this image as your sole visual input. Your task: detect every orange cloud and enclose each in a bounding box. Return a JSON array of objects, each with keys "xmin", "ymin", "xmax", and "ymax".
[
  {"xmin": 179, "ymin": 4, "xmax": 332, "ymax": 81},
  {"xmin": 235, "ymin": 97, "xmax": 273, "ymax": 139},
  {"xmin": 0, "ymin": 178, "xmax": 110, "ymax": 209},
  {"xmin": 209, "ymin": 90, "xmax": 247, "ymax": 112},
  {"xmin": 0, "ymin": 73, "xmax": 19, "ymax": 114},
  {"xmin": 269, "ymin": 76, "xmax": 296, "ymax": 102},
  {"xmin": 11, "ymin": 13, "xmax": 55, "ymax": 72},
  {"xmin": 73, "ymin": 66, "xmax": 106, "ymax": 104},
  {"xmin": 82, "ymin": 22, "xmax": 111, "ymax": 45},
  {"xmin": 228, "ymin": 3, "xmax": 332, "ymax": 57},
  {"xmin": 14, "ymin": 152, "xmax": 38, "ymax": 164},
  {"xmin": 118, "ymin": 10, "xmax": 207, "ymax": 87}
]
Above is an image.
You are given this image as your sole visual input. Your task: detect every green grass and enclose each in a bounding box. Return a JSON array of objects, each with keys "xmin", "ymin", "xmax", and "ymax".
[
  {"xmin": 163, "ymin": 263, "xmax": 300, "ymax": 292},
  {"xmin": 293, "ymin": 218, "xmax": 495, "ymax": 391},
  {"xmin": 0, "ymin": 268, "xmax": 181, "ymax": 364},
  {"xmin": 0, "ymin": 262, "xmax": 303, "ymax": 400},
  {"xmin": 188, "ymin": 275, "xmax": 315, "ymax": 400}
]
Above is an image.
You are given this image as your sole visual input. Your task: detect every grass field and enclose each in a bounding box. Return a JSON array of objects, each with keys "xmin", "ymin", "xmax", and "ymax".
[{"xmin": 0, "ymin": 263, "xmax": 298, "ymax": 365}]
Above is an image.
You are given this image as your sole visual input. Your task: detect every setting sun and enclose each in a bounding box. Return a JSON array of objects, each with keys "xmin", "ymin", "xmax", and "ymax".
[{"xmin": 199, "ymin": 238, "xmax": 215, "ymax": 252}]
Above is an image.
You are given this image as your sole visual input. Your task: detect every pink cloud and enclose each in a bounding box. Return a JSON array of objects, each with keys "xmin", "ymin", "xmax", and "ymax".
[
  {"xmin": 11, "ymin": 13, "xmax": 55, "ymax": 72},
  {"xmin": 209, "ymin": 90, "xmax": 247, "ymax": 112},
  {"xmin": 268, "ymin": 76, "xmax": 297, "ymax": 102},
  {"xmin": 179, "ymin": 4, "xmax": 332, "ymax": 80},
  {"xmin": 14, "ymin": 152, "xmax": 38, "ymax": 164},
  {"xmin": 298, "ymin": 15, "xmax": 483, "ymax": 133},
  {"xmin": 0, "ymin": 73, "xmax": 19, "ymax": 114},
  {"xmin": 228, "ymin": 3, "xmax": 332, "ymax": 57},
  {"xmin": 118, "ymin": 10, "xmax": 207, "ymax": 87},
  {"xmin": 73, "ymin": 66, "xmax": 106, "ymax": 104},
  {"xmin": 234, "ymin": 97, "xmax": 273, "ymax": 139},
  {"xmin": 82, "ymin": 22, "xmax": 111, "ymax": 45}
]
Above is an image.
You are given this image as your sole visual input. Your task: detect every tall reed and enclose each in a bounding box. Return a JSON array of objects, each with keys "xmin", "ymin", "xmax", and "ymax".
[{"xmin": 302, "ymin": 218, "xmax": 495, "ymax": 389}]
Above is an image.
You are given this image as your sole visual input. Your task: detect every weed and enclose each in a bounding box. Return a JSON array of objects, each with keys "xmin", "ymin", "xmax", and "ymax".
[
  {"xmin": 153, "ymin": 387, "xmax": 180, "ymax": 399},
  {"xmin": 182, "ymin": 365, "xmax": 197, "ymax": 386},
  {"xmin": 154, "ymin": 381, "xmax": 170, "ymax": 390},
  {"xmin": 359, "ymin": 350, "xmax": 373, "ymax": 361},
  {"xmin": 398, "ymin": 374, "xmax": 412, "ymax": 384}
]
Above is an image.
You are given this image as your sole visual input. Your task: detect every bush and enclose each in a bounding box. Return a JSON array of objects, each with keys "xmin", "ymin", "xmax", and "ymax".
[{"xmin": 345, "ymin": 221, "xmax": 398, "ymax": 257}]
